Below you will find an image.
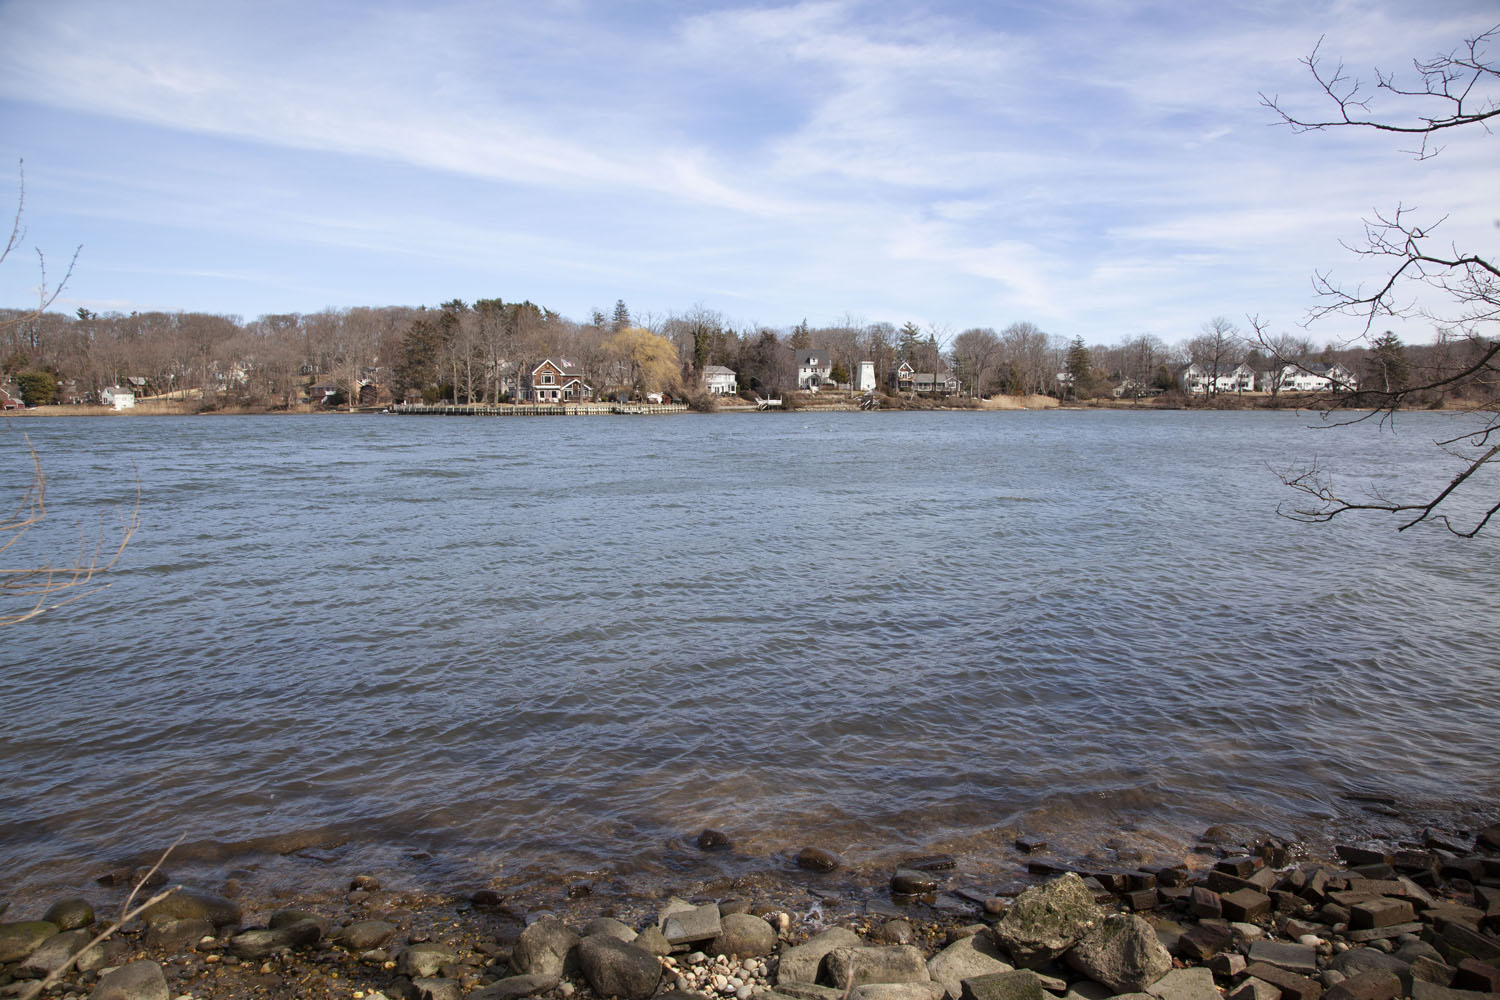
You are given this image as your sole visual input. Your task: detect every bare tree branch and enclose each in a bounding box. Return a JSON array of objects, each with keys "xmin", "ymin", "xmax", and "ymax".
[{"xmin": 1, "ymin": 159, "xmax": 81, "ymax": 334}]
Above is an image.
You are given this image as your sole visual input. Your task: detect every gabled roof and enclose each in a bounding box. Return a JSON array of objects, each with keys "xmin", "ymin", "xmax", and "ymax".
[
  {"xmin": 703, "ymin": 365, "xmax": 736, "ymax": 376},
  {"xmin": 795, "ymin": 349, "xmax": 829, "ymax": 366}
]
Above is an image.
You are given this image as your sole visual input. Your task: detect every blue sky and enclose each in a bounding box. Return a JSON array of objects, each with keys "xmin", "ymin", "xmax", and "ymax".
[{"xmin": 1, "ymin": 0, "xmax": 1494, "ymax": 345}]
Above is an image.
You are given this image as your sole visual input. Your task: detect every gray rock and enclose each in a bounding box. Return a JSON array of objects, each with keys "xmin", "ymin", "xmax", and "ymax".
[
  {"xmin": 959, "ymin": 969, "xmax": 1046, "ymax": 1000},
  {"xmin": 581, "ymin": 917, "xmax": 637, "ymax": 943},
  {"xmin": 467, "ymin": 973, "xmax": 562, "ymax": 1000},
  {"xmin": 398, "ymin": 943, "xmax": 458, "ymax": 978},
  {"xmin": 1065, "ymin": 913, "xmax": 1173, "ymax": 994},
  {"xmin": 576, "ymin": 934, "xmax": 662, "ymax": 1000},
  {"xmin": 144, "ymin": 916, "xmax": 213, "ymax": 951},
  {"xmin": 0, "ymin": 920, "xmax": 59, "ymax": 963},
  {"xmin": 44, "ymin": 898, "xmax": 95, "ymax": 931},
  {"xmin": 853, "ymin": 983, "xmax": 948, "ymax": 1000},
  {"xmin": 775, "ymin": 985, "xmax": 846, "ymax": 1000},
  {"xmin": 634, "ymin": 924, "xmax": 672, "ymax": 956},
  {"xmin": 1409, "ymin": 982, "xmax": 1498, "ymax": 1000},
  {"xmin": 1145, "ymin": 968, "xmax": 1220, "ymax": 1000},
  {"xmin": 88, "ymin": 959, "xmax": 170, "ymax": 1000},
  {"xmin": 824, "ymin": 945, "xmax": 932, "ymax": 989},
  {"xmin": 1227, "ymin": 981, "xmax": 1283, "ymax": 1000},
  {"xmin": 140, "ymin": 890, "xmax": 241, "ymax": 929},
  {"xmin": 992, "ymin": 873, "xmax": 1103, "ymax": 967},
  {"xmin": 661, "ymin": 901, "xmax": 723, "ymax": 945},
  {"xmin": 18, "ymin": 929, "xmax": 97, "ymax": 978},
  {"xmin": 927, "ymin": 933, "xmax": 1014, "ymax": 1000},
  {"xmin": 405, "ymin": 977, "xmax": 463, "ymax": 1000},
  {"xmin": 777, "ymin": 926, "xmax": 863, "ymax": 985},
  {"xmin": 230, "ymin": 918, "xmax": 323, "ymax": 958},
  {"xmin": 511, "ymin": 917, "xmax": 579, "ymax": 977},
  {"xmin": 335, "ymin": 919, "xmax": 397, "ymax": 951},
  {"xmin": 1331, "ymin": 949, "xmax": 1409, "ymax": 978},
  {"xmin": 270, "ymin": 908, "xmax": 331, "ymax": 936},
  {"xmin": 711, "ymin": 912, "xmax": 777, "ymax": 958},
  {"xmin": 1248, "ymin": 939, "xmax": 1319, "ymax": 975}
]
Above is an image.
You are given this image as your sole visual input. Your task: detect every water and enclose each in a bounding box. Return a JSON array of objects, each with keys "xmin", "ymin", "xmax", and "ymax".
[{"xmin": 3, "ymin": 409, "xmax": 1498, "ymax": 903}]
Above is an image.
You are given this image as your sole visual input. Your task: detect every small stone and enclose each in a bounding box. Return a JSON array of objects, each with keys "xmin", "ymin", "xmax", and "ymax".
[
  {"xmin": 1243, "ymin": 962, "xmax": 1324, "ymax": 1000},
  {"xmin": 89, "ymin": 958, "xmax": 170, "ymax": 1000},
  {"xmin": 336, "ymin": 919, "xmax": 397, "ymax": 951},
  {"xmin": 797, "ymin": 848, "xmax": 841, "ymax": 873},
  {"xmin": 350, "ymin": 875, "xmax": 382, "ymax": 891},
  {"xmin": 44, "ymin": 898, "xmax": 96, "ymax": 931},
  {"xmin": 893, "ymin": 871, "xmax": 940, "ymax": 896},
  {"xmin": 399, "ymin": 943, "xmax": 458, "ymax": 979},
  {"xmin": 1145, "ymin": 967, "xmax": 1220, "ymax": 1000},
  {"xmin": 699, "ymin": 829, "xmax": 734, "ymax": 851}
]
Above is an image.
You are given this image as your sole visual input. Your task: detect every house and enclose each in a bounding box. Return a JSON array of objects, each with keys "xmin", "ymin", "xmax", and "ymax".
[
  {"xmin": 1180, "ymin": 362, "xmax": 1256, "ymax": 394},
  {"xmin": 528, "ymin": 359, "xmax": 594, "ymax": 403},
  {"xmin": 854, "ymin": 361, "xmax": 876, "ymax": 392},
  {"xmin": 911, "ymin": 369, "xmax": 961, "ymax": 394},
  {"xmin": 0, "ymin": 382, "xmax": 23, "ymax": 409},
  {"xmin": 702, "ymin": 365, "xmax": 738, "ymax": 395},
  {"xmin": 888, "ymin": 362, "xmax": 915, "ymax": 392},
  {"xmin": 1267, "ymin": 362, "xmax": 1360, "ymax": 393},
  {"xmin": 100, "ymin": 386, "xmax": 136, "ymax": 410},
  {"xmin": 796, "ymin": 349, "xmax": 832, "ymax": 390},
  {"xmin": 1112, "ymin": 377, "xmax": 1154, "ymax": 398}
]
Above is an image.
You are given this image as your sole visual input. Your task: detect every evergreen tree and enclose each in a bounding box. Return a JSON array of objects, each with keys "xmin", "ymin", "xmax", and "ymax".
[
  {"xmin": 1366, "ymin": 331, "xmax": 1411, "ymax": 393},
  {"xmin": 1064, "ymin": 337, "xmax": 1094, "ymax": 399},
  {"xmin": 611, "ymin": 299, "xmax": 630, "ymax": 333}
]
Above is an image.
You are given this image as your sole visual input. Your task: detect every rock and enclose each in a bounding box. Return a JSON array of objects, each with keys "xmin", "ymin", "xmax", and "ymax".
[
  {"xmin": 1223, "ymin": 889, "xmax": 1274, "ymax": 923},
  {"xmin": 1455, "ymin": 959, "xmax": 1500, "ymax": 993},
  {"xmin": 1176, "ymin": 923, "xmax": 1233, "ymax": 962},
  {"xmin": 633, "ymin": 924, "xmax": 672, "ymax": 956},
  {"xmin": 776, "ymin": 985, "xmax": 847, "ymax": 1000},
  {"xmin": 511, "ymin": 917, "xmax": 579, "ymax": 977},
  {"xmin": 581, "ymin": 917, "xmax": 637, "ymax": 943},
  {"xmin": 1476, "ymin": 826, "xmax": 1500, "ymax": 851},
  {"xmin": 270, "ymin": 908, "xmax": 331, "ymax": 936},
  {"xmin": 824, "ymin": 945, "xmax": 931, "ymax": 988},
  {"xmin": 1065, "ymin": 913, "xmax": 1173, "ymax": 994},
  {"xmin": 698, "ymin": 829, "xmax": 734, "ymax": 851},
  {"xmin": 660, "ymin": 899, "xmax": 723, "ymax": 945},
  {"xmin": 893, "ymin": 871, "xmax": 940, "ymax": 895},
  {"xmin": 711, "ymin": 912, "xmax": 777, "ymax": 958},
  {"xmin": 1244, "ymin": 962, "xmax": 1325, "ymax": 1000},
  {"xmin": 927, "ymin": 933, "xmax": 1014, "ymax": 1000},
  {"xmin": 1144, "ymin": 968, "xmax": 1220, "ymax": 1000},
  {"xmin": 140, "ymin": 890, "xmax": 241, "ymax": 929},
  {"xmin": 0, "ymin": 920, "xmax": 59, "ymax": 963},
  {"xmin": 874, "ymin": 919, "xmax": 916, "ymax": 945},
  {"xmin": 959, "ymin": 970, "xmax": 1046, "ymax": 1000},
  {"xmin": 778, "ymin": 927, "xmax": 864, "ymax": 985},
  {"xmin": 798, "ymin": 847, "xmax": 842, "ymax": 872},
  {"xmin": 350, "ymin": 874, "xmax": 382, "ymax": 891},
  {"xmin": 1227, "ymin": 980, "xmax": 1282, "ymax": 1000},
  {"xmin": 1409, "ymin": 982, "xmax": 1500, "ymax": 1000},
  {"xmin": 1248, "ymin": 940, "xmax": 1320, "ymax": 976},
  {"xmin": 1330, "ymin": 949, "xmax": 1409, "ymax": 977},
  {"xmin": 398, "ymin": 943, "xmax": 458, "ymax": 978},
  {"xmin": 406, "ymin": 978, "xmax": 463, "ymax": 1000},
  {"xmin": 1325, "ymin": 971, "xmax": 1402, "ymax": 1000},
  {"xmin": 1211, "ymin": 953, "xmax": 1249, "ymax": 978},
  {"xmin": 88, "ymin": 959, "xmax": 170, "ymax": 1000},
  {"xmin": 44, "ymin": 898, "xmax": 95, "ymax": 931},
  {"xmin": 335, "ymin": 919, "xmax": 397, "ymax": 950},
  {"xmin": 576, "ymin": 935, "xmax": 662, "ymax": 1000},
  {"xmin": 468, "ymin": 973, "xmax": 562, "ymax": 1000},
  {"xmin": 1352, "ymin": 900, "xmax": 1416, "ymax": 930},
  {"xmin": 18, "ymin": 928, "xmax": 96, "ymax": 978},
  {"xmin": 992, "ymin": 873, "xmax": 1103, "ymax": 967},
  {"xmin": 144, "ymin": 916, "xmax": 213, "ymax": 951},
  {"xmin": 853, "ymin": 983, "xmax": 948, "ymax": 1000}
]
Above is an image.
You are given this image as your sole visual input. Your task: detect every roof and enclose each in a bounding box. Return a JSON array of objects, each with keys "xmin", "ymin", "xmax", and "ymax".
[
  {"xmin": 703, "ymin": 365, "xmax": 736, "ymax": 376},
  {"xmin": 795, "ymin": 350, "xmax": 829, "ymax": 366}
]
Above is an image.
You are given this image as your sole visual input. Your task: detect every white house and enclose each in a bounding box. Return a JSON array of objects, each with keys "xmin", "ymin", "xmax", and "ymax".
[
  {"xmin": 1180, "ymin": 362, "xmax": 1256, "ymax": 394},
  {"xmin": 1265, "ymin": 362, "xmax": 1359, "ymax": 393},
  {"xmin": 702, "ymin": 365, "xmax": 737, "ymax": 395},
  {"xmin": 854, "ymin": 361, "xmax": 876, "ymax": 392},
  {"xmin": 100, "ymin": 386, "xmax": 136, "ymax": 410},
  {"xmin": 795, "ymin": 349, "xmax": 832, "ymax": 390}
]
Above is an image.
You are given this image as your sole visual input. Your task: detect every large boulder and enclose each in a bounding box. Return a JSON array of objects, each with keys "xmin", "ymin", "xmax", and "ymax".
[
  {"xmin": 140, "ymin": 890, "xmax": 241, "ymax": 929},
  {"xmin": 398, "ymin": 943, "xmax": 458, "ymax": 979},
  {"xmin": 1064, "ymin": 913, "xmax": 1173, "ymax": 994},
  {"xmin": 992, "ymin": 874, "xmax": 1103, "ymax": 967},
  {"xmin": 824, "ymin": 945, "xmax": 932, "ymax": 989},
  {"xmin": 927, "ymin": 933, "xmax": 1014, "ymax": 1000},
  {"xmin": 660, "ymin": 900, "xmax": 722, "ymax": 946},
  {"xmin": 17, "ymin": 929, "xmax": 99, "ymax": 978},
  {"xmin": 0, "ymin": 920, "xmax": 58, "ymax": 963},
  {"xmin": 88, "ymin": 959, "xmax": 170, "ymax": 1000},
  {"xmin": 576, "ymin": 935, "xmax": 662, "ymax": 1000},
  {"xmin": 43, "ymin": 898, "xmax": 95, "ymax": 931},
  {"xmin": 467, "ymin": 973, "xmax": 561, "ymax": 1000},
  {"xmin": 959, "ymin": 970, "xmax": 1047, "ymax": 1000},
  {"xmin": 777, "ymin": 927, "xmax": 863, "ymax": 985},
  {"xmin": 511, "ymin": 917, "xmax": 579, "ymax": 978}
]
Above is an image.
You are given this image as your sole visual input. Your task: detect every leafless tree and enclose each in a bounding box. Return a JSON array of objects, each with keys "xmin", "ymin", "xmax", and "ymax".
[
  {"xmin": 950, "ymin": 327, "xmax": 1001, "ymax": 396},
  {"xmin": 1, "ymin": 161, "xmax": 80, "ymax": 339},
  {"xmin": 1261, "ymin": 25, "xmax": 1500, "ymax": 535},
  {"xmin": 1185, "ymin": 317, "xmax": 1244, "ymax": 395}
]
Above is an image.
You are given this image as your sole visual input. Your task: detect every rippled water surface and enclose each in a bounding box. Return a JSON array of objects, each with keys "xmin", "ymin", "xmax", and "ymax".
[{"xmin": 4, "ymin": 410, "xmax": 1498, "ymax": 898}]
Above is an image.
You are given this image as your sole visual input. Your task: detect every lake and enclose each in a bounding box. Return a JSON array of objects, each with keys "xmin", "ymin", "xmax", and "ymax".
[{"xmin": 4, "ymin": 408, "xmax": 1498, "ymax": 902}]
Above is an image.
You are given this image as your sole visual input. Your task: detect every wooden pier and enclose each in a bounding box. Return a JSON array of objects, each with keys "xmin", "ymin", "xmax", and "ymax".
[{"xmin": 391, "ymin": 402, "xmax": 689, "ymax": 417}]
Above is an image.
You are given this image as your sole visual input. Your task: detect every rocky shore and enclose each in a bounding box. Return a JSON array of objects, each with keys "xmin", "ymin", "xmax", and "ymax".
[{"xmin": 2, "ymin": 822, "xmax": 1497, "ymax": 1000}]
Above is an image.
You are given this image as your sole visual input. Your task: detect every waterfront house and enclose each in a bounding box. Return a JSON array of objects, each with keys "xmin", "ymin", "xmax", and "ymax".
[
  {"xmin": 913, "ymin": 369, "xmax": 961, "ymax": 395},
  {"xmin": 100, "ymin": 386, "xmax": 136, "ymax": 410},
  {"xmin": 1180, "ymin": 362, "xmax": 1256, "ymax": 394},
  {"xmin": 796, "ymin": 350, "xmax": 832, "ymax": 390},
  {"xmin": 854, "ymin": 361, "xmax": 876, "ymax": 392},
  {"xmin": 0, "ymin": 382, "xmax": 23, "ymax": 409},
  {"xmin": 1267, "ymin": 362, "xmax": 1360, "ymax": 393},
  {"xmin": 888, "ymin": 361, "xmax": 915, "ymax": 392},
  {"xmin": 528, "ymin": 359, "xmax": 594, "ymax": 403},
  {"xmin": 702, "ymin": 365, "xmax": 738, "ymax": 395}
]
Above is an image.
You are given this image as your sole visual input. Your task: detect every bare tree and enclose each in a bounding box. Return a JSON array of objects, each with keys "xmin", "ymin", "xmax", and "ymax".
[
  {"xmin": 1262, "ymin": 25, "xmax": 1500, "ymax": 535},
  {"xmin": 1, "ymin": 161, "xmax": 80, "ymax": 339},
  {"xmin": 1184, "ymin": 317, "xmax": 1244, "ymax": 395},
  {"xmin": 950, "ymin": 327, "xmax": 1001, "ymax": 396}
]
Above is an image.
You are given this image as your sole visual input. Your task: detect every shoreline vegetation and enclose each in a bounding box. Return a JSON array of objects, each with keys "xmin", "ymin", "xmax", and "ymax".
[{"xmin": 2, "ymin": 814, "xmax": 1496, "ymax": 1000}]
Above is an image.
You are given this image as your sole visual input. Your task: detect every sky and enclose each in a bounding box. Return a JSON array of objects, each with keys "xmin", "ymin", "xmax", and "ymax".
[{"xmin": 0, "ymin": 0, "xmax": 1495, "ymax": 346}]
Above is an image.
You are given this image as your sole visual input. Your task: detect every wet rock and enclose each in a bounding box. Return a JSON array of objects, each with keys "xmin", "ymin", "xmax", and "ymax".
[
  {"xmin": 581, "ymin": 916, "xmax": 637, "ymax": 943},
  {"xmin": 711, "ymin": 912, "xmax": 777, "ymax": 958},
  {"xmin": 959, "ymin": 969, "xmax": 1046, "ymax": 1000},
  {"xmin": 44, "ymin": 897, "xmax": 95, "ymax": 931},
  {"xmin": 140, "ymin": 889, "xmax": 241, "ymax": 929},
  {"xmin": 824, "ymin": 945, "xmax": 931, "ymax": 988},
  {"xmin": 698, "ymin": 829, "xmax": 733, "ymax": 851},
  {"xmin": 576, "ymin": 934, "xmax": 662, "ymax": 1000},
  {"xmin": 992, "ymin": 873, "xmax": 1103, "ymax": 967},
  {"xmin": 270, "ymin": 908, "xmax": 331, "ymax": 936},
  {"xmin": 1065, "ymin": 912, "xmax": 1172, "ymax": 994},
  {"xmin": 777, "ymin": 927, "xmax": 863, "ymax": 985},
  {"xmin": 88, "ymin": 958, "xmax": 169, "ymax": 1000},
  {"xmin": 350, "ymin": 874, "xmax": 382, "ymax": 891},
  {"xmin": 468, "ymin": 973, "xmax": 562, "ymax": 999},
  {"xmin": 894, "ymin": 871, "xmax": 941, "ymax": 896},
  {"xmin": 874, "ymin": 919, "xmax": 915, "ymax": 946},
  {"xmin": 399, "ymin": 942, "xmax": 458, "ymax": 978},
  {"xmin": 511, "ymin": 917, "xmax": 579, "ymax": 977},
  {"xmin": 660, "ymin": 900, "xmax": 722, "ymax": 945},
  {"xmin": 798, "ymin": 847, "xmax": 841, "ymax": 873},
  {"xmin": 406, "ymin": 976, "xmax": 463, "ymax": 1000},
  {"xmin": 0, "ymin": 920, "xmax": 59, "ymax": 963},
  {"xmin": 335, "ymin": 919, "xmax": 397, "ymax": 951},
  {"xmin": 927, "ymin": 933, "xmax": 1013, "ymax": 1000}
]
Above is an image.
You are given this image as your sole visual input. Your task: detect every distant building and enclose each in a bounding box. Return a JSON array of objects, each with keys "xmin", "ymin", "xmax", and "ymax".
[
  {"xmin": 854, "ymin": 361, "xmax": 876, "ymax": 392},
  {"xmin": 100, "ymin": 386, "xmax": 136, "ymax": 410},
  {"xmin": 528, "ymin": 359, "xmax": 594, "ymax": 403},
  {"xmin": 1180, "ymin": 362, "xmax": 1256, "ymax": 394},
  {"xmin": 702, "ymin": 365, "xmax": 738, "ymax": 395},
  {"xmin": 796, "ymin": 349, "xmax": 832, "ymax": 390},
  {"xmin": 1267, "ymin": 362, "xmax": 1359, "ymax": 393},
  {"xmin": 892, "ymin": 362, "xmax": 959, "ymax": 394}
]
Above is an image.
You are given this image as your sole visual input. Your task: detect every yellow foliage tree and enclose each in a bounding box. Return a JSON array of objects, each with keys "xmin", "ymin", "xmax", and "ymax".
[{"xmin": 609, "ymin": 327, "xmax": 682, "ymax": 399}]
